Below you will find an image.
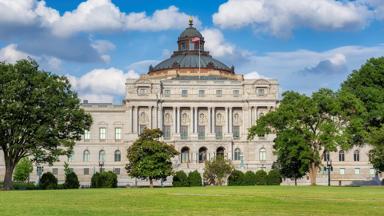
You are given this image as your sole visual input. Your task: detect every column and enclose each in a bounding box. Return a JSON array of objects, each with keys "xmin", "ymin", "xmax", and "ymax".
[
  {"xmin": 248, "ymin": 106, "xmax": 252, "ymax": 129},
  {"xmin": 149, "ymin": 106, "xmax": 153, "ymax": 129},
  {"xmin": 208, "ymin": 107, "xmax": 212, "ymax": 134},
  {"xmin": 128, "ymin": 106, "xmax": 132, "ymax": 133},
  {"xmin": 158, "ymin": 105, "xmax": 163, "ymax": 130},
  {"xmin": 224, "ymin": 107, "xmax": 228, "ymax": 134},
  {"xmin": 177, "ymin": 107, "xmax": 181, "ymax": 134},
  {"xmin": 155, "ymin": 106, "xmax": 158, "ymax": 129},
  {"xmin": 242, "ymin": 107, "xmax": 246, "ymax": 136},
  {"xmin": 133, "ymin": 106, "xmax": 138, "ymax": 134},
  {"xmin": 194, "ymin": 107, "xmax": 198, "ymax": 134},
  {"xmin": 173, "ymin": 107, "xmax": 177, "ymax": 133},
  {"xmin": 229, "ymin": 107, "xmax": 233, "ymax": 134},
  {"xmin": 190, "ymin": 107, "xmax": 193, "ymax": 135}
]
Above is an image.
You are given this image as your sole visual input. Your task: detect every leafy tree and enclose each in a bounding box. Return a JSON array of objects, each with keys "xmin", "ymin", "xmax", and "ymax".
[
  {"xmin": 267, "ymin": 169, "xmax": 282, "ymax": 185},
  {"xmin": 0, "ymin": 60, "xmax": 92, "ymax": 190},
  {"xmin": 172, "ymin": 171, "xmax": 189, "ymax": 187},
  {"xmin": 341, "ymin": 57, "xmax": 384, "ymax": 172},
  {"xmin": 39, "ymin": 172, "xmax": 58, "ymax": 189},
  {"xmin": 63, "ymin": 163, "xmax": 80, "ymax": 189},
  {"xmin": 13, "ymin": 157, "xmax": 33, "ymax": 183},
  {"xmin": 227, "ymin": 170, "xmax": 245, "ymax": 186},
  {"xmin": 243, "ymin": 171, "xmax": 256, "ymax": 185},
  {"xmin": 248, "ymin": 89, "xmax": 365, "ymax": 185},
  {"xmin": 188, "ymin": 170, "xmax": 202, "ymax": 187},
  {"xmin": 203, "ymin": 156, "xmax": 233, "ymax": 186},
  {"xmin": 255, "ymin": 170, "xmax": 268, "ymax": 185},
  {"xmin": 91, "ymin": 171, "xmax": 117, "ymax": 188},
  {"xmin": 126, "ymin": 128, "xmax": 178, "ymax": 188}
]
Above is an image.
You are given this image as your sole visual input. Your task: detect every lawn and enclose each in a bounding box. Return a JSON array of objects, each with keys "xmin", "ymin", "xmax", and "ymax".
[{"xmin": 1, "ymin": 186, "xmax": 383, "ymax": 216}]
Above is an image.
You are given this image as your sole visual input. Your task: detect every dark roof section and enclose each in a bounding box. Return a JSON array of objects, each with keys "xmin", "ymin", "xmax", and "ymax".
[
  {"xmin": 172, "ymin": 76, "xmax": 232, "ymax": 80},
  {"xmin": 153, "ymin": 54, "xmax": 231, "ymax": 71},
  {"xmin": 179, "ymin": 27, "xmax": 203, "ymax": 38}
]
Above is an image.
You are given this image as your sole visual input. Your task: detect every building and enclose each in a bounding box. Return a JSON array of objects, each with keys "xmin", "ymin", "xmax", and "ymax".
[{"xmin": 0, "ymin": 19, "xmax": 380, "ymax": 186}]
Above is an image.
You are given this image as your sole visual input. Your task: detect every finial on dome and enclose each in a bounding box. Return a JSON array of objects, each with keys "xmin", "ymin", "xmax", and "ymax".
[{"xmin": 189, "ymin": 16, "xmax": 193, "ymax": 27}]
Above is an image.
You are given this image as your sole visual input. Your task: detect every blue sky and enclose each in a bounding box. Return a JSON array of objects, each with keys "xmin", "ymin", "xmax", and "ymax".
[{"xmin": 0, "ymin": 0, "xmax": 383, "ymax": 103}]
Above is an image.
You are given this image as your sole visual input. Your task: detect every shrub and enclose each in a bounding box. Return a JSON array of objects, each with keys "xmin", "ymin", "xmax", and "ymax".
[
  {"xmin": 188, "ymin": 170, "xmax": 202, "ymax": 187},
  {"xmin": 13, "ymin": 157, "xmax": 33, "ymax": 182},
  {"xmin": 13, "ymin": 182, "xmax": 37, "ymax": 190},
  {"xmin": 255, "ymin": 170, "xmax": 268, "ymax": 185},
  {"xmin": 243, "ymin": 171, "xmax": 257, "ymax": 185},
  {"xmin": 227, "ymin": 170, "xmax": 244, "ymax": 186},
  {"xmin": 64, "ymin": 172, "xmax": 80, "ymax": 189},
  {"xmin": 173, "ymin": 171, "xmax": 189, "ymax": 187},
  {"xmin": 91, "ymin": 171, "xmax": 118, "ymax": 188},
  {"xmin": 39, "ymin": 172, "xmax": 58, "ymax": 189},
  {"xmin": 267, "ymin": 169, "xmax": 282, "ymax": 185}
]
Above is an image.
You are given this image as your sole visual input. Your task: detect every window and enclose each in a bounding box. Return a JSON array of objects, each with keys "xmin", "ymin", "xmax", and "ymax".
[
  {"xmin": 138, "ymin": 88, "xmax": 148, "ymax": 96},
  {"xmin": 215, "ymin": 126, "xmax": 223, "ymax": 140},
  {"xmin": 181, "ymin": 147, "xmax": 190, "ymax": 163},
  {"xmin": 339, "ymin": 168, "xmax": 345, "ymax": 175},
  {"xmin": 353, "ymin": 150, "xmax": 360, "ymax": 162},
  {"xmin": 52, "ymin": 168, "xmax": 58, "ymax": 175},
  {"xmin": 198, "ymin": 90, "xmax": 205, "ymax": 97},
  {"xmin": 164, "ymin": 89, "xmax": 171, "ymax": 97},
  {"xmin": 198, "ymin": 125, "xmax": 205, "ymax": 140},
  {"xmin": 115, "ymin": 127, "xmax": 122, "ymax": 141},
  {"xmin": 180, "ymin": 126, "xmax": 188, "ymax": 140},
  {"xmin": 99, "ymin": 150, "xmax": 106, "ymax": 162},
  {"xmin": 113, "ymin": 168, "xmax": 120, "ymax": 175},
  {"xmin": 84, "ymin": 130, "xmax": 91, "ymax": 141},
  {"xmin": 181, "ymin": 42, "xmax": 186, "ymax": 50},
  {"xmin": 199, "ymin": 147, "xmax": 207, "ymax": 163},
  {"xmin": 181, "ymin": 89, "xmax": 188, "ymax": 97},
  {"xmin": 354, "ymin": 168, "xmax": 360, "ymax": 175},
  {"xmin": 256, "ymin": 88, "xmax": 266, "ymax": 96},
  {"xmin": 259, "ymin": 148, "xmax": 266, "ymax": 161},
  {"xmin": 163, "ymin": 126, "xmax": 171, "ymax": 140},
  {"xmin": 234, "ymin": 148, "xmax": 241, "ymax": 161},
  {"xmin": 99, "ymin": 127, "xmax": 106, "ymax": 140},
  {"xmin": 114, "ymin": 150, "xmax": 121, "ymax": 162},
  {"xmin": 323, "ymin": 151, "xmax": 330, "ymax": 162},
  {"xmin": 83, "ymin": 150, "xmax": 90, "ymax": 162},
  {"xmin": 339, "ymin": 150, "xmax": 345, "ymax": 162},
  {"xmin": 370, "ymin": 168, "xmax": 376, "ymax": 175},
  {"xmin": 84, "ymin": 168, "xmax": 90, "ymax": 175},
  {"xmin": 139, "ymin": 125, "xmax": 146, "ymax": 135},
  {"xmin": 216, "ymin": 147, "xmax": 225, "ymax": 158},
  {"xmin": 216, "ymin": 89, "xmax": 222, "ymax": 97},
  {"xmin": 233, "ymin": 89, "xmax": 240, "ymax": 97},
  {"xmin": 233, "ymin": 126, "xmax": 240, "ymax": 140}
]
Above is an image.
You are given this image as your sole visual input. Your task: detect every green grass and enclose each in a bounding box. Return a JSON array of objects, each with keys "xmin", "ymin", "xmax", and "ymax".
[{"xmin": 1, "ymin": 186, "xmax": 384, "ymax": 216}]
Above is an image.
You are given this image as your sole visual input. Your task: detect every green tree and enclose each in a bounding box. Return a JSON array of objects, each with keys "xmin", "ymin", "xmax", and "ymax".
[
  {"xmin": 13, "ymin": 157, "xmax": 33, "ymax": 183},
  {"xmin": 243, "ymin": 171, "xmax": 256, "ymax": 185},
  {"xmin": 248, "ymin": 89, "xmax": 365, "ymax": 185},
  {"xmin": 341, "ymin": 57, "xmax": 384, "ymax": 172},
  {"xmin": 203, "ymin": 156, "xmax": 233, "ymax": 186},
  {"xmin": 172, "ymin": 171, "xmax": 189, "ymax": 187},
  {"xmin": 255, "ymin": 170, "xmax": 268, "ymax": 185},
  {"xmin": 227, "ymin": 170, "xmax": 245, "ymax": 186},
  {"xmin": 63, "ymin": 162, "xmax": 79, "ymax": 189},
  {"xmin": 91, "ymin": 171, "xmax": 117, "ymax": 188},
  {"xmin": 267, "ymin": 169, "xmax": 282, "ymax": 185},
  {"xmin": 0, "ymin": 60, "xmax": 92, "ymax": 190},
  {"xmin": 126, "ymin": 128, "xmax": 178, "ymax": 188},
  {"xmin": 188, "ymin": 170, "xmax": 202, "ymax": 187},
  {"xmin": 39, "ymin": 172, "xmax": 58, "ymax": 190}
]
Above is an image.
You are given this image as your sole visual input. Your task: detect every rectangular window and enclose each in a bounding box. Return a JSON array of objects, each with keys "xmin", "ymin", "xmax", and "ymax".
[
  {"xmin": 233, "ymin": 89, "xmax": 240, "ymax": 97},
  {"xmin": 164, "ymin": 89, "xmax": 171, "ymax": 97},
  {"xmin": 370, "ymin": 168, "xmax": 375, "ymax": 175},
  {"xmin": 216, "ymin": 89, "xmax": 222, "ymax": 97},
  {"xmin": 198, "ymin": 125, "xmax": 205, "ymax": 140},
  {"xmin": 84, "ymin": 130, "xmax": 91, "ymax": 141},
  {"xmin": 181, "ymin": 90, "xmax": 188, "ymax": 97},
  {"xmin": 113, "ymin": 168, "xmax": 120, "ymax": 175},
  {"xmin": 233, "ymin": 126, "xmax": 240, "ymax": 140},
  {"xmin": 139, "ymin": 125, "xmax": 146, "ymax": 135},
  {"xmin": 99, "ymin": 127, "xmax": 106, "ymax": 140},
  {"xmin": 163, "ymin": 126, "xmax": 171, "ymax": 140},
  {"xmin": 52, "ymin": 168, "xmax": 58, "ymax": 175},
  {"xmin": 199, "ymin": 90, "xmax": 205, "ymax": 97},
  {"xmin": 215, "ymin": 126, "xmax": 223, "ymax": 140},
  {"xmin": 256, "ymin": 88, "xmax": 266, "ymax": 96},
  {"xmin": 354, "ymin": 168, "xmax": 360, "ymax": 175},
  {"xmin": 115, "ymin": 127, "xmax": 121, "ymax": 141},
  {"xmin": 180, "ymin": 126, "xmax": 188, "ymax": 140},
  {"xmin": 138, "ymin": 88, "xmax": 148, "ymax": 96},
  {"xmin": 339, "ymin": 168, "xmax": 345, "ymax": 175},
  {"xmin": 84, "ymin": 168, "xmax": 90, "ymax": 175}
]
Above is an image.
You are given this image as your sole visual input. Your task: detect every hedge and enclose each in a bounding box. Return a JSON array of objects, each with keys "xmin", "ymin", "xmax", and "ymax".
[
  {"xmin": 188, "ymin": 170, "xmax": 202, "ymax": 187},
  {"xmin": 255, "ymin": 170, "xmax": 268, "ymax": 185},
  {"xmin": 91, "ymin": 171, "xmax": 118, "ymax": 188},
  {"xmin": 227, "ymin": 170, "xmax": 245, "ymax": 186},
  {"xmin": 173, "ymin": 171, "xmax": 189, "ymax": 187},
  {"xmin": 267, "ymin": 169, "xmax": 282, "ymax": 185},
  {"xmin": 64, "ymin": 172, "xmax": 80, "ymax": 189},
  {"xmin": 39, "ymin": 172, "xmax": 58, "ymax": 189}
]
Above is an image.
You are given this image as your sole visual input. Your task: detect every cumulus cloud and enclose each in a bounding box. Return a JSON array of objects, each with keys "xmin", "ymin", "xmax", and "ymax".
[
  {"xmin": 0, "ymin": 44, "xmax": 31, "ymax": 63},
  {"xmin": 68, "ymin": 67, "xmax": 140, "ymax": 103},
  {"xmin": 213, "ymin": 0, "xmax": 374, "ymax": 37},
  {"xmin": 244, "ymin": 71, "xmax": 268, "ymax": 79}
]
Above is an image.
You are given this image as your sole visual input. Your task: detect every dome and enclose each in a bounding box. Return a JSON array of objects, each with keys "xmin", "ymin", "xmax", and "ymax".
[
  {"xmin": 179, "ymin": 27, "xmax": 203, "ymax": 38},
  {"xmin": 153, "ymin": 54, "xmax": 231, "ymax": 71}
]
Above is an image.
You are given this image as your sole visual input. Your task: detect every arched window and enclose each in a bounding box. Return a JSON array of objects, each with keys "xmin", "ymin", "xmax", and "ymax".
[
  {"xmin": 83, "ymin": 150, "xmax": 90, "ymax": 162},
  {"xmin": 199, "ymin": 147, "xmax": 207, "ymax": 163},
  {"xmin": 181, "ymin": 147, "xmax": 190, "ymax": 163},
  {"xmin": 114, "ymin": 150, "xmax": 121, "ymax": 162},
  {"xmin": 99, "ymin": 150, "xmax": 106, "ymax": 162},
  {"xmin": 216, "ymin": 147, "xmax": 225, "ymax": 158},
  {"xmin": 259, "ymin": 148, "xmax": 266, "ymax": 161},
  {"xmin": 234, "ymin": 148, "xmax": 241, "ymax": 161},
  {"xmin": 339, "ymin": 150, "xmax": 345, "ymax": 162},
  {"xmin": 353, "ymin": 150, "xmax": 360, "ymax": 162},
  {"xmin": 323, "ymin": 150, "xmax": 330, "ymax": 162}
]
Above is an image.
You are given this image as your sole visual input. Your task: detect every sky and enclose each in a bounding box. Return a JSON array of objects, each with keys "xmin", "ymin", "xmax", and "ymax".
[{"xmin": 0, "ymin": 0, "xmax": 383, "ymax": 103}]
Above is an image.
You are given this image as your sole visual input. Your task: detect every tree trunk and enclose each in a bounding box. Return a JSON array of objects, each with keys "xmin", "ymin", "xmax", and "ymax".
[
  {"xmin": 3, "ymin": 159, "xmax": 15, "ymax": 190},
  {"xmin": 309, "ymin": 163, "xmax": 317, "ymax": 186},
  {"xmin": 294, "ymin": 178, "xmax": 297, "ymax": 186},
  {"xmin": 149, "ymin": 178, "xmax": 153, "ymax": 188}
]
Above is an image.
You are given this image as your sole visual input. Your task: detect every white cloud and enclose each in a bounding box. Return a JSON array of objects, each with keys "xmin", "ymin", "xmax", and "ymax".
[
  {"xmin": 0, "ymin": 44, "xmax": 31, "ymax": 63},
  {"xmin": 244, "ymin": 71, "xmax": 268, "ymax": 79},
  {"xmin": 202, "ymin": 28, "xmax": 234, "ymax": 57},
  {"xmin": 213, "ymin": 0, "xmax": 373, "ymax": 37},
  {"xmin": 68, "ymin": 67, "xmax": 140, "ymax": 103}
]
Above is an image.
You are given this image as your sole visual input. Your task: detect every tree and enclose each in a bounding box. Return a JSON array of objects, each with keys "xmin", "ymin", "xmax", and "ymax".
[
  {"xmin": 203, "ymin": 156, "xmax": 233, "ymax": 186},
  {"xmin": 13, "ymin": 157, "xmax": 33, "ymax": 182},
  {"xmin": 255, "ymin": 170, "xmax": 268, "ymax": 185},
  {"xmin": 126, "ymin": 128, "xmax": 178, "ymax": 188},
  {"xmin": 227, "ymin": 170, "xmax": 245, "ymax": 186},
  {"xmin": 188, "ymin": 170, "xmax": 202, "ymax": 187},
  {"xmin": 0, "ymin": 60, "xmax": 92, "ymax": 190},
  {"xmin": 39, "ymin": 172, "xmax": 58, "ymax": 189},
  {"xmin": 267, "ymin": 169, "xmax": 282, "ymax": 185},
  {"xmin": 243, "ymin": 171, "xmax": 256, "ymax": 185},
  {"xmin": 248, "ymin": 89, "xmax": 365, "ymax": 185},
  {"xmin": 341, "ymin": 57, "xmax": 384, "ymax": 172},
  {"xmin": 91, "ymin": 171, "xmax": 117, "ymax": 188},
  {"xmin": 172, "ymin": 171, "xmax": 189, "ymax": 187},
  {"xmin": 63, "ymin": 163, "xmax": 79, "ymax": 189}
]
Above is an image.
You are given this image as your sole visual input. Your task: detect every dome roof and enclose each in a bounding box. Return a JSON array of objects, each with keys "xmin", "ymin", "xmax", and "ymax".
[
  {"xmin": 153, "ymin": 54, "xmax": 231, "ymax": 71},
  {"xmin": 179, "ymin": 27, "xmax": 202, "ymax": 38}
]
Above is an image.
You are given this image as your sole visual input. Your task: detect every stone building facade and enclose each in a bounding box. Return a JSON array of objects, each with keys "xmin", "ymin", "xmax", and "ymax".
[{"xmin": 0, "ymin": 20, "xmax": 380, "ymax": 186}]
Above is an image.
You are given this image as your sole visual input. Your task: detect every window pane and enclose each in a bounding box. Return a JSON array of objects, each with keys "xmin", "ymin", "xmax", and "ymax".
[
  {"xmin": 139, "ymin": 125, "xmax": 146, "ymax": 135},
  {"xmin": 216, "ymin": 90, "xmax": 222, "ymax": 97},
  {"xmin": 182, "ymin": 90, "xmax": 188, "ymax": 97},
  {"xmin": 163, "ymin": 126, "xmax": 171, "ymax": 140},
  {"xmin": 114, "ymin": 150, "xmax": 121, "ymax": 162},
  {"xmin": 233, "ymin": 90, "xmax": 239, "ymax": 97},
  {"xmin": 115, "ymin": 128, "xmax": 121, "ymax": 140},
  {"xmin": 215, "ymin": 126, "xmax": 222, "ymax": 139},
  {"xmin": 84, "ymin": 168, "xmax": 89, "ymax": 175},
  {"xmin": 198, "ymin": 126, "xmax": 205, "ymax": 140},
  {"xmin": 84, "ymin": 130, "xmax": 91, "ymax": 140},
  {"xmin": 113, "ymin": 168, "xmax": 120, "ymax": 175},
  {"xmin": 164, "ymin": 89, "xmax": 171, "ymax": 97},
  {"xmin": 233, "ymin": 126, "xmax": 240, "ymax": 140},
  {"xmin": 354, "ymin": 168, "xmax": 360, "ymax": 175},
  {"xmin": 99, "ymin": 127, "xmax": 106, "ymax": 140},
  {"xmin": 180, "ymin": 126, "xmax": 188, "ymax": 140},
  {"xmin": 339, "ymin": 168, "xmax": 345, "ymax": 175}
]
